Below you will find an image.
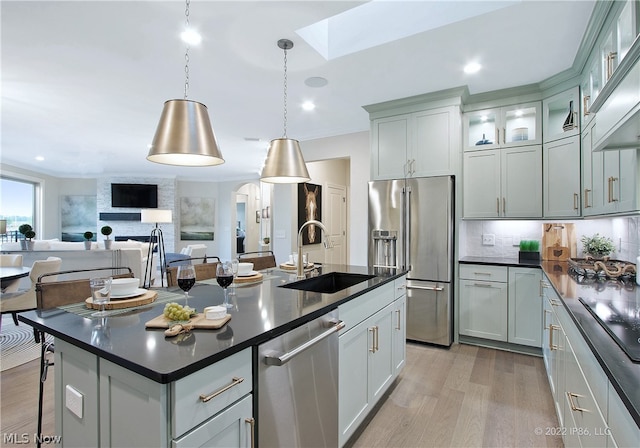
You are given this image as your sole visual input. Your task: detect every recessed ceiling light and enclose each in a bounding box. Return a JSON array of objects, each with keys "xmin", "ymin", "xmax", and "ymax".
[
  {"xmin": 464, "ymin": 62, "xmax": 481, "ymax": 74},
  {"xmin": 181, "ymin": 28, "xmax": 202, "ymax": 46},
  {"xmin": 35, "ymin": 156, "xmax": 44, "ymax": 161},
  {"xmin": 305, "ymin": 77, "xmax": 328, "ymax": 88},
  {"xmin": 515, "ymin": 110, "xmax": 523, "ymax": 117},
  {"xmin": 302, "ymin": 101, "xmax": 316, "ymax": 111}
]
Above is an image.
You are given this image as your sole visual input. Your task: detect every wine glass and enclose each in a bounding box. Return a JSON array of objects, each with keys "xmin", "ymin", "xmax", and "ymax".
[
  {"xmin": 229, "ymin": 259, "xmax": 239, "ymax": 296},
  {"xmin": 216, "ymin": 261, "xmax": 234, "ymax": 309},
  {"xmin": 90, "ymin": 277, "xmax": 112, "ymax": 317},
  {"xmin": 177, "ymin": 264, "xmax": 196, "ymax": 298}
]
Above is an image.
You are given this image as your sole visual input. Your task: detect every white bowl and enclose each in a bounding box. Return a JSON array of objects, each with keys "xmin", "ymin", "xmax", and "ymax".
[
  {"xmin": 110, "ymin": 278, "xmax": 140, "ymax": 296},
  {"xmin": 237, "ymin": 262, "xmax": 254, "ymax": 276}
]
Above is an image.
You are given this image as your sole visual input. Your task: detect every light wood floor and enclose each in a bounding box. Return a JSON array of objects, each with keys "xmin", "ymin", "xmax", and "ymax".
[
  {"xmin": 348, "ymin": 342, "xmax": 563, "ymax": 448},
  {"xmin": 0, "ymin": 342, "xmax": 562, "ymax": 447}
]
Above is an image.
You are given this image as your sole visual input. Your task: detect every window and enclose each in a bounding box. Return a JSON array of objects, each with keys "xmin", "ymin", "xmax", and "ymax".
[{"xmin": 1, "ymin": 177, "xmax": 36, "ymax": 240}]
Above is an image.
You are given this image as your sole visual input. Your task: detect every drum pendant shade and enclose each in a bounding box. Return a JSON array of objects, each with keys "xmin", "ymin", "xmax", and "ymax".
[
  {"xmin": 261, "ymin": 138, "xmax": 310, "ymax": 183},
  {"xmin": 147, "ymin": 99, "xmax": 224, "ymax": 166}
]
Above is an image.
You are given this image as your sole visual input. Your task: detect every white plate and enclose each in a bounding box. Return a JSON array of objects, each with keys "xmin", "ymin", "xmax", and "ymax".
[
  {"xmin": 237, "ymin": 271, "xmax": 259, "ymax": 277},
  {"xmin": 110, "ymin": 288, "xmax": 147, "ymax": 299}
]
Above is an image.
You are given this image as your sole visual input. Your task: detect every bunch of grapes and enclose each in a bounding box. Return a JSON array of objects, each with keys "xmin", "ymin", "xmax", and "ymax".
[{"xmin": 163, "ymin": 302, "xmax": 197, "ymax": 321}]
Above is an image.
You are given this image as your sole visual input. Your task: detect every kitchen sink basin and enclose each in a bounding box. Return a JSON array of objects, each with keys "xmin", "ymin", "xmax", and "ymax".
[{"xmin": 280, "ymin": 272, "xmax": 375, "ymax": 294}]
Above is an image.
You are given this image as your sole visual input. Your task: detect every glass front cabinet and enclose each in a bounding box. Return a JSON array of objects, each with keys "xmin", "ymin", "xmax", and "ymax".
[
  {"xmin": 463, "ymin": 102, "xmax": 541, "ymax": 151},
  {"xmin": 543, "ymin": 87, "xmax": 580, "ymax": 143}
]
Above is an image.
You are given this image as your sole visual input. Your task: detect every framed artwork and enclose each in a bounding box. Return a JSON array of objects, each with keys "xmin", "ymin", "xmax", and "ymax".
[
  {"xmin": 297, "ymin": 182, "xmax": 322, "ymax": 245},
  {"xmin": 61, "ymin": 195, "xmax": 97, "ymax": 241},
  {"xmin": 180, "ymin": 197, "xmax": 215, "ymax": 240}
]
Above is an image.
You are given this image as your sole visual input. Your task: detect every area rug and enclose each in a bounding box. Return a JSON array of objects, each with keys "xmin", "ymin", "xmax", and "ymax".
[{"xmin": 0, "ymin": 315, "xmax": 51, "ymax": 371}]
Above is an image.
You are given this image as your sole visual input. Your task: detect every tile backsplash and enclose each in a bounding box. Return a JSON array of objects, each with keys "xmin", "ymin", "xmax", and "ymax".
[{"xmin": 460, "ymin": 216, "xmax": 639, "ymax": 262}]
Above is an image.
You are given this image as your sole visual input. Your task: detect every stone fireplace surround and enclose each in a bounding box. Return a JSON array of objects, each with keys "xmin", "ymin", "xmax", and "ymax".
[{"xmin": 96, "ymin": 177, "xmax": 176, "ymax": 253}]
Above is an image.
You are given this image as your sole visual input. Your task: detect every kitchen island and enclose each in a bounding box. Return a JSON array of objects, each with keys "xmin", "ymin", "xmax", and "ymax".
[{"xmin": 19, "ymin": 264, "xmax": 407, "ymax": 447}]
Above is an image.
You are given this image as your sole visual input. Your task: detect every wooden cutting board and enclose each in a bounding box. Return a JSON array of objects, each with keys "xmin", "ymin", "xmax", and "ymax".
[
  {"xmin": 145, "ymin": 313, "xmax": 231, "ymax": 329},
  {"xmin": 542, "ymin": 223, "xmax": 576, "ymax": 261},
  {"xmin": 234, "ymin": 272, "xmax": 263, "ymax": 284},
  {"xmin": 85, "ymin": 290, "xmax": 157, "ymax": 310},
  {"xmin": 279, "ymin": 262, "xmax": 314, "ymax": 271}
]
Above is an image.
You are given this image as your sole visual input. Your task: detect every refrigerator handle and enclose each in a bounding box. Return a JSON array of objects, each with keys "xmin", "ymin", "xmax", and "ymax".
[{"xmin": 405, "ymin": 186, "xmax": 411, "ymax": 271}]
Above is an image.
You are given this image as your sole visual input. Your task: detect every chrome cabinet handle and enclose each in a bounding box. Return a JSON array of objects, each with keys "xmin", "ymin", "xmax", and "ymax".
[
  {"xmin": 199, "ymin": 377, "xmax": 245, "ymax": 403},
  {"xmin": 407, "ymin": 285, "xmax": 444, "ymax": 291},
  {"xmin": 245, "ymin": 417, "xmax": 255, "ymax": 448},
  {"xmin": 567, "ymin": 392, "xmax": 589, "ymax": 412},
  {"xmin": 264, "ymin": 319, "xmax": 345, "ymax": 366}
]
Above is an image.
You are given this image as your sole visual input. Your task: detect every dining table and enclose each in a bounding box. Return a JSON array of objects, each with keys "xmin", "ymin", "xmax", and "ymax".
[{"xmin": 0, "ymin": 266, "xmax": 30, "ymax": 292}]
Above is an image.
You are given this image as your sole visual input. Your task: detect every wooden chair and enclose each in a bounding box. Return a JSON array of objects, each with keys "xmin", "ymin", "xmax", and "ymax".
[
  {"xmin": 238, "ymin": 250, "xmax": 277, "ymax": 271},
  {"xmin": 166, "ymin": 256, "xmax": 221, "ymax": 287},
  {"xmin": 34, "ymin": 266, "xmax": 134, "ymax": 448},
  {"xmin": 0, "ymin": 256, "xmax": 62, "ymax": 326}
]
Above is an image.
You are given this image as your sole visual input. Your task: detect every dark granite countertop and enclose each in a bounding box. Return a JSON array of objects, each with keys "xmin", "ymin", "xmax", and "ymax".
[
  {"xmin": 460, "ymin": 256, "xmax": 639, "ymax": 427},
  {"xmin": 18, "ymin": 264, "xmax": 405, "ymax": 384}
]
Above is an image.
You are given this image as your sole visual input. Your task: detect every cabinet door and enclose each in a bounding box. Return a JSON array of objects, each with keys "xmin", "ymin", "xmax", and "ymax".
[
  {"xmin": 392, "ymin": 295, "xmax": 406, "ymax": 374},
  {"xmin": 603, "ymin": 150, "xmax": 621, "ymax": 214},
  {"xmin": 501, "ymin": 145, "xmax": 542, "ymax": 218},
  {"xmin": 591, "ymin": 145, "xmax": 606, "ymax": 215},
  {"xmin": 339, "ymin": 320, "xmax": 371, "ymax": 446},
  {"xmin": 459, "ymin": 279, "xmax": 508, "ymax": 341},
  {"xmin": 369, "ymin": 304, "xmax": 395, "ymax": 404},
  {"xmin": 544, "ymin": 135, "xmax": 581, "ymax": 217},
  {"xmin": 617, "ymin": 148, "xmax": 639, "ymax": 213},
  {"xmin": 413, "ymin": 107, "xmax": 455, "ymax": 176},
  {"xmin": 543, "ymin": 87, "xmax": 580, "ymax": 142},
  {"xmin": 464, "ymin": 108, "xmax": 500, "ymax": 150},
  {"xmin": 173, "ymin": 395, "xmax": 253, "ymax": 448},
  {"xmin": 582, "ymin": 123, "xmax": 596, "ymax": 215},
  {"xmin": 463, "ymin": 149, "xmax": 501, "ymax": 218},
  {"xmin": 371, "ymin": 115, "xmax": 410, "ymax": 180},
  {"xmin": 507, "ymin": 267, "xmax": 542, "ymax": 347},
  {"xmin": 501, "ymin": 102, "xmax": 541, "ymax": 147}
]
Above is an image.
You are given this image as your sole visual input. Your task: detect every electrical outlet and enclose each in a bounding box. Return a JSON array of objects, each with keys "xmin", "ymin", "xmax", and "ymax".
[{"xmin": 482, "ymin": 234, "xmax": 495, "ymax": 246}]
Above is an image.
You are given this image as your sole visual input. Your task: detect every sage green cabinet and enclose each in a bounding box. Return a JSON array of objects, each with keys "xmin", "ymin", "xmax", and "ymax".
[
  {"xmin": 459, "ymin": 265, "xmax": 508, "ymax": 342},
  {"xmin": 543, "ymin": 135, "xmax": 581, "ymax": 218},
  {"xmin": 507, "ymin": 267, "xmax": 542, "ymax": 348},
  {"xmin": 542, "ymin": 87, "xmax": 580, "ymax": 142},
  {"xmin": 463, "ymin": 146, "xmax": 542, "ymax": 218},
  {"xmin": 463, "ymin": 102, "xmax": 541, "ymax": 150}
]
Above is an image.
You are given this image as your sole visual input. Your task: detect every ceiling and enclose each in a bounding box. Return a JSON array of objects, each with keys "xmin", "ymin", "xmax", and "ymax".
[{"xmin": 1, "ymin": 0, "xmax": 596, "ymax": 182}]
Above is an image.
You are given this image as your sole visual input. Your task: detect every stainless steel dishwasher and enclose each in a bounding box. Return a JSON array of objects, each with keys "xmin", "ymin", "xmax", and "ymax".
[{"xmin": 258, "ymin": 309, "xmax": 344, "ymax": 447}]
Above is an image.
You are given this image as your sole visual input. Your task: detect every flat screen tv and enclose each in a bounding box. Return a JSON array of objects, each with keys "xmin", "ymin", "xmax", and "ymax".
[{"xmin": 111, "ymin": 183, "xmax": 158, "ymax": 208}]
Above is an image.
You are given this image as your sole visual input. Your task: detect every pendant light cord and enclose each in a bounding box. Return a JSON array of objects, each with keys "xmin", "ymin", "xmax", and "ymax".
[
  {"xmin": 282, "ymin": 45, "xmax": 288, "ymax": 138},
  {"xmin": 183, "ymin": 0, "xmax": 191, "ymax": 100}
]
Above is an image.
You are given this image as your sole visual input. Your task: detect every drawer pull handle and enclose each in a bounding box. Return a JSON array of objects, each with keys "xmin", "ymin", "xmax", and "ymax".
[
  {"xmin": 473, "ymin": 272, "xmax": 492, "ymax": 276},
  {"xmin": 549, "ymin": 324, "xmax": 560, "ymax": 350},
  {"xmin": 245, "ymin": 417, "xmax": 255, "ymax": 448},
  {"xmin": 199, "ymin": 376, "xmax": 244, "ymax": 403},
  {"xmin": 396, "ymin": 309, "xmax": 401, "ymax": 330},
  {"xmin": 567, "ymin": 392, "xmax": 589, "ymax": 413},
  {"xmin": 369, "ymin": 327, "xmax": 376, "ymax": 353},
  {"xmin": 543, "ymin": 309, "xmax": 552, "ymax": 330},
  {"xmin": 473, "ymin": 283, "xmax": 495, "ymax": 288}
]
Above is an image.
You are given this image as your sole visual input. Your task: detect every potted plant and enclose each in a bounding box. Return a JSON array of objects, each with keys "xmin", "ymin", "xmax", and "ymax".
[
  {"xmin": 263, "ymin": 237, "xmax": 270, "ymax": 245},
  {"xmin": 101, "ymin": 225, "xmax": 113, "ymax": 250},
  {"xmin": 18, "ymin": 224, "xmax": 33, "ymax": 250},
  {"xmin": 83, "ymin": 231, "xmax": 94, "ymax": 250},
  {"xmin": 518, "ymin": 239, "xmax": 540, "ymax": 263},
  {"xmin": 24, "ymin": 229, "xmax": 36, "ymax": 250},
  {"xmin": 581, "ymin": 233, "xmax": 615, "ymax": 259}
]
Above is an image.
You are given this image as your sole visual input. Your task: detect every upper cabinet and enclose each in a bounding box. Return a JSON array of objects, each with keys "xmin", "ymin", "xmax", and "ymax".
[
  {"xmin": 369, "ymin": 100, "xmax": 461, "ymax": 180},
  {"xmin": 463, "ymin": 102, "xmax": 541, "ymax": 151},
  {"xmin": 600, "ymin": 0, "xmax": 637, "ymax": 88},
  {"xmin": 543, "ymin": 87, "xmax": 580, "ymax": 142},
  {"xmin": 580, "ymin": 54, "xmax": 601, "ymax": 128}
]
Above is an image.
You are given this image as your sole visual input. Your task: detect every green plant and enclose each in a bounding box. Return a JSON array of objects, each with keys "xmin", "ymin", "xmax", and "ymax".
[
  {"xmin": 18, "ymin": 224, "xmax": 33, "ymax": 235},
  {"xmin": 83, "ymin": 231, "xmax": 94, "ymax": 241},
  {"xmin": 24, "ymin": 230, "xmax": 36, "ymax": 240},
  {"xmin": 519, "ymin": 240, "xmax": 539, "ymax": 252},
  {"xmin": 581, "ymin": 233, "xmax": 615, "ymax": 257},
  {"xmin": 101, "ymin": 225, "xmax": 113, "ymax": 239}
]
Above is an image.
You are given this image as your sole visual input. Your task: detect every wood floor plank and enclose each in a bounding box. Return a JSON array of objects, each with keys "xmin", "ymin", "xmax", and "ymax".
[
  {"xmin": 483, "ymin": 367, "xmax": 516, "ymax": 447},
  {"xmin": 469, "ymin": 346, "xmax": 496, "ymax": 386}
]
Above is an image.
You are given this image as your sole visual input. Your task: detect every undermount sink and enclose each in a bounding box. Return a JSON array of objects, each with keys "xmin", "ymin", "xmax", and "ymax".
[{"xmin": 280, "ymin": 272, "xmax": 375, "ymax": 294}]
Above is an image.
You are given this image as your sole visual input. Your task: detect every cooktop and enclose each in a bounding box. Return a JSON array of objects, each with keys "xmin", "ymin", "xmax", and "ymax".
[{"xmin": 579, "ymin": 296, "xmax": 640, "ymax": 363}]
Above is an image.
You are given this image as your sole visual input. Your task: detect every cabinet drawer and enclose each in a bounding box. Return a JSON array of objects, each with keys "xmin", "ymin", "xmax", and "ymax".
[
  {"xmin": 459, "ymin": 264, "xmax": 507, "ymax": 282},
  {"xmin": 394, "ymin": 276, "xmax": 407, "ymax": 299},
  {"xmin": 608, "ymin": 382, "xmax": 640, "ymax": 448},
  {"xmin": 339, "ymin": 281, "xmax": 393, "ymax": 332},
  {"xmin": 172, "ymin": 348, "xmax": 252, "ymax": 438}
]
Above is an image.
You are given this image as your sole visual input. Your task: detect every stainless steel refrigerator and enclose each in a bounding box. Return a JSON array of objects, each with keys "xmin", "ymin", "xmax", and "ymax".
[{"xmin": 368, "ymin": 175, "xmax": 454, "ymax": 346}]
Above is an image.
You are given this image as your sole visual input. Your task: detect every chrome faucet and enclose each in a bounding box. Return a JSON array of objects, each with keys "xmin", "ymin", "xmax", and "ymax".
[{"xmin": 297, "ymin": 219, "xmax": 333, "ymax": 279}]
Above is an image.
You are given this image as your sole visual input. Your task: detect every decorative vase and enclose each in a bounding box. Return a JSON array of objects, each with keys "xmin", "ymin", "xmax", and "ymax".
[
  {"xmin": 20, "ymin": 240, "xmax": 28, "ymax": 250},
  {"xmin": 562, "ymin": 100, "xmax": 575, "ymax": 131},
  {"xmin": 26, "ymin": 240, "xmax": 35, "ymax": 251},
  {"xmin": 104, "ymin": 239, "xmax": 113, "ymax": 250},
  {"xmin": 84, "ymin": 240, "xmax": 92, "ymax": 250}
]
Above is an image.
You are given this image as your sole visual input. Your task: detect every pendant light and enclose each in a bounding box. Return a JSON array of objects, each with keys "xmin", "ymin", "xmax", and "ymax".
[
  {"xmin": 260, "ymin": 39, "xmax": 310, "ymax": 183},
  {"xmin": 147, "ymin": 0, "xmax": 224, "ymax": 167}
]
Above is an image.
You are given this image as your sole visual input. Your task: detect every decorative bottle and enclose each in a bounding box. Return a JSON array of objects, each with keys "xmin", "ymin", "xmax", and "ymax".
[{"xmin": 562, "ymin": 100, "xmax": 575, "ymax": 131}]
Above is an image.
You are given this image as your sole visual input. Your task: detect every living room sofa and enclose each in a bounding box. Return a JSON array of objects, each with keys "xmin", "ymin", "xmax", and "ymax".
[{"xmin": 0, "ymin": 239, "xmax": 156, "ymax": 287}]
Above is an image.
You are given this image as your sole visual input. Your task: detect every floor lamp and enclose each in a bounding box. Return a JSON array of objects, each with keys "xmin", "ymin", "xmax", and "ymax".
[{"xmin": 141, "ymin": 209, "xmax": 172, "ymax": 288}]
